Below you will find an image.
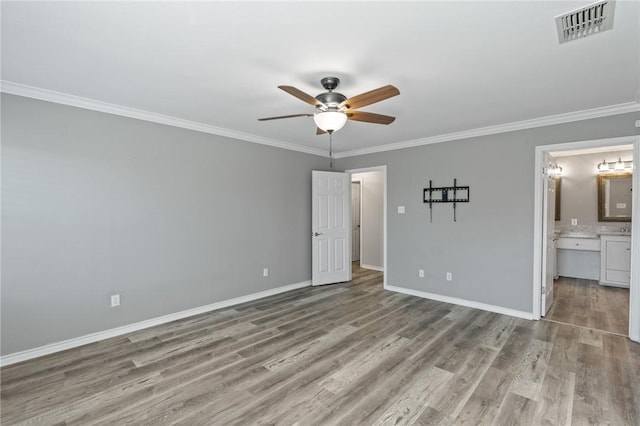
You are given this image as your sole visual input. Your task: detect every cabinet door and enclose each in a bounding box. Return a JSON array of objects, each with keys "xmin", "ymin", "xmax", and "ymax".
[{"xmin": 605, "ymin": 241, "xmax": 631, "ymax": 271}]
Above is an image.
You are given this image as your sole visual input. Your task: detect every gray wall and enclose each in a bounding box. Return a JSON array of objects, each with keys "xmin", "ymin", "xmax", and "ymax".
[
  {"xmin": 555, "ymin": 150, "xmax": 633, "ymax": 226},
  {"xmin": 337, "ymin": 113, "xmax": 639, "ymax": 313},
  {"xmin": 1, "ymin": 94, "xmax": 327, "ymax": 355},
  {"xmin": 352, "ymin": 171, "xmax": 384, "ymax": 269}
]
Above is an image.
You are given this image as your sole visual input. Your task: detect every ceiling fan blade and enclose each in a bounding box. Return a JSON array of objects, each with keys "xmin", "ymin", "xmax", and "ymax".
[
  {"xmin": 278, "ymin": 86, "xmax": 325, "ymax": 107},
  {"xmin": 340, "ymin": 85, "xmax": 400, "ymax": 110},
  {"xmin": 346, "ymin": 111, "xmax": 396, "ymax": 125},
  {"xmin": 258, "ymin": 113, "xmax": 313, "ymax": 121},
  {"xmin": 316, "ymin": 127, "xmax": 327, "ymax": 135}
]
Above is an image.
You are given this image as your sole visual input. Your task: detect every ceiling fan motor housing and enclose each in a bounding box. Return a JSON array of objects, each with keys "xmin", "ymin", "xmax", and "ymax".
[
  {"xmin": 316, "ymin": 77, "xmax": 347, "ymax": 110},
  {"xmin": 316, "ymin": 91, "xmax": 346, "ymax": 109}
]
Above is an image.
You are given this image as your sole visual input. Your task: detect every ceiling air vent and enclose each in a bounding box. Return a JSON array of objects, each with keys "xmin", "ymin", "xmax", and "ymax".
[{"xmin": 555, "ymin": 0, "xmax": 616, "ymax": 44}]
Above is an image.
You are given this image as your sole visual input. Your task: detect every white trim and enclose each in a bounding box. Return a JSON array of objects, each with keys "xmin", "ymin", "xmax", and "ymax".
[
  {"xmin": 335, "ymin": 102, "xmax": 640, "ymax": 159},
  {"xmin": 386, "ymin": 284, "xmax": 535, "ymax": 320},
  {"xmin": 0, "ymin": 280, "xmax": 311, "ymax": 367},
  {"xmin": 630, "ymin": 140, "xmax": 640, "ymax": 341},
  {"xmin": 360, "ymin": 264, "xmax": 384, "ymax": 272},
  {"xmin": 351, "ymin": 177, "xmax": 363, "ymax": 263},
  {"xmin": 3, "ymin": 80, "xmax": 637, "ymax": 161},
  {"xmin": 533, "ymin": 135, "xmax": 640, "ymax": 343},
  {"xmin": 346, "ymin": 165, "xmax": 387, "ymax": 290},
  {"xmin": 0, "ymin": 81, "xmax": 327, "ymax": 158}
]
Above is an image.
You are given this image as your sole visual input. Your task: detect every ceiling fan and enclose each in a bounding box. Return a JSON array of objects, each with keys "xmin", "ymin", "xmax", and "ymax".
[{"xmin": 258, "ymin": 77, "xmax": 400, "ymax": 134}]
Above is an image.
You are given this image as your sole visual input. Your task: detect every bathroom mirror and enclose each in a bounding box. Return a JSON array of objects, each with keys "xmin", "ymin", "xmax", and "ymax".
[{"xmin": 598, "ymin": 172, "xmax": 632, "ymax": 222}]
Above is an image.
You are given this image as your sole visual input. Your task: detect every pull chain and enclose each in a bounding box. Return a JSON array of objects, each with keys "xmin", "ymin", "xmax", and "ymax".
[{"xmin": 329, "ymin": 131, "xmax": 333, "ymax": 170}]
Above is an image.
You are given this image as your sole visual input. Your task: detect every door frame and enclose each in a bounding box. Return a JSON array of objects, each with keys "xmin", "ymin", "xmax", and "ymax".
[
  {"xmin": 351, "ymin": 178, "xmax": 362, "ymax": 263},
  {"xmin": 532, "ymin": 135, "xmax": 640, "ymax": 342},
  {"xmin": 345, "ymin": 165, "xmax": 387, "ymax": 289}
]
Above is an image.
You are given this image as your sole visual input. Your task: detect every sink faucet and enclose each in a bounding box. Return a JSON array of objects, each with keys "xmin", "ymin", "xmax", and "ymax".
[{"xmin": 622, "ymin": 222, "xmax": 631, "ymax": 233}]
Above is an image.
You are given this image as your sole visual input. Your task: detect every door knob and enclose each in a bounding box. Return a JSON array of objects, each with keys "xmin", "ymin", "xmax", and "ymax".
[{"xmin": 313, "ymin": 232, "xmax": 323, "ymax": 236}]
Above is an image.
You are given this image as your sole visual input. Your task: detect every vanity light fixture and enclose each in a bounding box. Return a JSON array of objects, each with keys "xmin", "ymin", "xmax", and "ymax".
[
  {"xmin": 597, "ymin": 158, "xmax": 632, "ymax": 173},
  {"xmin": 598, "ymin": 159, "xmax": 610, "ymax": 172},
  {"xmin": 553, "ymin": 165, "xmax": 563, "ymax": 176},
  {"xmin": 549, "ymin": 163, "xmax": 563, "ymax": 176}
]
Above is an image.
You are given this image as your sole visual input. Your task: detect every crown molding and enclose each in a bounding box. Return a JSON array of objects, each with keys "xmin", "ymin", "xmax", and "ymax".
[
  {"xmin": 3, "ymin": 81, "xmax": 637, "ymax": 160},
  {"xmin": 0, "ymin": 81, "xmax": 328, "ymax": 158},
  {"xmin": 334, "ymin": 102, "xmax": 640, "ymax": 159}
]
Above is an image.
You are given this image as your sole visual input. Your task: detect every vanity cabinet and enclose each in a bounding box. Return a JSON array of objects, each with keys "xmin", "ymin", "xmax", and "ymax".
[
  {"xmin": 600, "ymin": 235, "xmax": 631, "ymax": 288},
  {"xmin": 556, "ymin": 236, "xmax": 600, "ymax": 280}
]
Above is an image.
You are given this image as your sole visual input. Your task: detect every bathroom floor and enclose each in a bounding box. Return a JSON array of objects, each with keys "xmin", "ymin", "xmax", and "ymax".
[{"xmin": 544, "ymin": 277, "xmax": 629, "ymax": 335}]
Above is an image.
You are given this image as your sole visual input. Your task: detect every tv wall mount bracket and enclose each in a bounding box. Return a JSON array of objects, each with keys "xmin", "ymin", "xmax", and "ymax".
[{"xmin": 423, "ymin": 179, "xmax": 470, "ymax": 222}]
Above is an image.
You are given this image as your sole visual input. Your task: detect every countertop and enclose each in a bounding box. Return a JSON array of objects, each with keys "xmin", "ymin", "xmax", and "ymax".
[{"xmin": 555, "ymin": 229, "xmax": 631, "ymax": 239}]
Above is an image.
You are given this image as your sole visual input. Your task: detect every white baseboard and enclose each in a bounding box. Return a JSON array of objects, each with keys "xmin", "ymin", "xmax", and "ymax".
[
  {"xmin": 0, "ymin": 280, "xmax": 311, "ymax": 367},
  {"xmin": 385, "ymin": 284, "xmax": 535, "ymax": 320},
  {"xmin": 360, "ymin": 263, "xmax": 384, "ymax": 272}
]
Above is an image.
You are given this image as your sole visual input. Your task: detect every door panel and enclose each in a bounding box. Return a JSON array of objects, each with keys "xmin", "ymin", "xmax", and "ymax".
[
  {"xmin": 312, "ymin": 171, "xmax": 351, "ymax": 285},
  {"xmin": 542, "ymin": 153, "xmax": 556, "ymax": 315}
]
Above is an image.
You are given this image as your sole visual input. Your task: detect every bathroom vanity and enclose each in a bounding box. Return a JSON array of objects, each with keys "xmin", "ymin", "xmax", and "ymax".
[
  {"xmin": 556, "ymin": 233, "xmax": 601, "ymax": 280},
  {"xmin": 555, "ymin": 231, "xmax": 631, "ymax": 287}
]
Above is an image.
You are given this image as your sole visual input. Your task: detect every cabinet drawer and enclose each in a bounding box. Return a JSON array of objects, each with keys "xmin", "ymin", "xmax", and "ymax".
[
  {"xmin": 605, "ymin": 269, "xmax": 630, "ymax": 284},
  {"xmin": 556, "ymin": 237, "xmax": 600, "ymax": 251}
]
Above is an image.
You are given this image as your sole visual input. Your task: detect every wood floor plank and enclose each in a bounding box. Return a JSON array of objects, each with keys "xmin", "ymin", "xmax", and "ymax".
[
  {"xmin": 2, "ymin": 263, "xmax": 639, "ymax": 425},
  {"xmin": 371, "ymin": 366, "xmax": 454, "ymax": 426},
  {"xmin": 492, "ymin": 392, "xmax": 538, "ymax": 426},
  {"xmin": 455, "ymin": 366, "xmax": 513, "ymax": 425},
  {"xmin": 546, "ymin": 277, "xmax": 629, "ymax": 335}
]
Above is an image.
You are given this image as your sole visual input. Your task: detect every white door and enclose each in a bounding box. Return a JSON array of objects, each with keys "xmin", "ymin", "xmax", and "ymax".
[
  {"xmin": 352, "ymin": 182, "xmax": 361, "ymax": 262},
  {"xmin": 312, "ymin": 171, "xmax": 351, "ymax": 286},
  {"xmin": 541, "ymin": 154, "xmax": 556, "ymax": 315}
]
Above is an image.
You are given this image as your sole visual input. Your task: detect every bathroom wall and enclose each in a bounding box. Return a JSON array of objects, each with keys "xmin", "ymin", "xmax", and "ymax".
[
  {"xmin": 351, "ymin": 171, "xmax": 384, "ymax": 270},
  {"xmin": 555, "ymin": 149, "xmax": 633, "ymax": 228}
]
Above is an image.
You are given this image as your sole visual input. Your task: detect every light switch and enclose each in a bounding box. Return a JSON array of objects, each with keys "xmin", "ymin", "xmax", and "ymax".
[{"xmin": 398, "ymin": 206, "xmax": 405, "ymax": 214}]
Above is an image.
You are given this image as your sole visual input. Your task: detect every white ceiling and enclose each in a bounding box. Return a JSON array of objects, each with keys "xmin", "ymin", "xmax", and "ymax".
[{"xmin": 2, "ymin": 1, "xmax": 639, "ymax": 155}]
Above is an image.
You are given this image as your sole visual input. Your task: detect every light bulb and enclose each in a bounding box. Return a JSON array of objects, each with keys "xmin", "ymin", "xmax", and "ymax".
[{"xmin": 598, "ymin": 160, "xmax": 610, "ymax": 172}]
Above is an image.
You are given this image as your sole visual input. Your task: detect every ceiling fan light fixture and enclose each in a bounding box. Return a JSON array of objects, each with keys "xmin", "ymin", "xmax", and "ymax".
[{"xmin": 314, "ymin": 110, "xmax": 347, "ymax": 133}]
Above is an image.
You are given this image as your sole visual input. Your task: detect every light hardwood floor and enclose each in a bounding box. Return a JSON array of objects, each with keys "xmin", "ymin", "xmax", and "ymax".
[
  {"xmin": 2, "ymin": 266, "xmax": 639, "ymax": 425},
  {"xmin": 545, "ymin": 277, "xmax": 630, "ymax": 335}
]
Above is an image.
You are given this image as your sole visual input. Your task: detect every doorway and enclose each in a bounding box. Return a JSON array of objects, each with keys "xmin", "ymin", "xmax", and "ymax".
[
  {"xmin": 347, "ymin": 166, "xmax": 387, "ymax": 289},
  {"xmin": 546, "ymin": 148, "xmax": 632, "ymax": 335},
  {"xmin": 534, "ymin": 136, "xmax": 640, "ymax": 342}
]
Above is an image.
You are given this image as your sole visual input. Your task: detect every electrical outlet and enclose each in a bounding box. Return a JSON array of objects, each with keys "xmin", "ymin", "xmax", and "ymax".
[
  {"xmin": 571, "ymin": 218, "xmax": 578, "ymax": 226},
  {"xmin": 111, "ymin": 294, "xmax": 120, "ymax": 307},
  {"xmin": 263, "ymin": 268, "xmax": 269, "ymax": 277},
  {"xmin": 418, "ymin": 269, "xmax": 424, "ymax": 278},
  {"xmin": 446, "ymin": 272, "xmax": 452, "ymax": 281},
  {"xmin": 398, "ymin": 206, "xmax": 406, "ymax": 214}
]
